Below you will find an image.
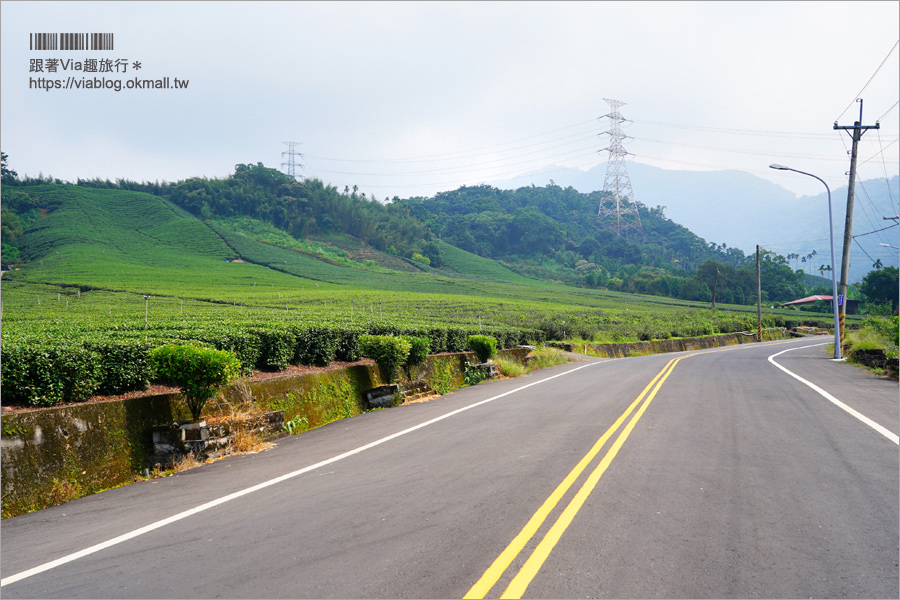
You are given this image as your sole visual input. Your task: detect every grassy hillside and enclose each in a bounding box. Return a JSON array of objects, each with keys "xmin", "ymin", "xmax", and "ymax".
[
  {"xmin": 3, "ymin": 184, "xmax": 599, "ymax": 304},
  {"xmin": 5, "ymin": 185, "xmax": 344, "ymax": 299},
  {"xmin": 434, "ymin": 241, "xmax": 539, "ymax": 285}
]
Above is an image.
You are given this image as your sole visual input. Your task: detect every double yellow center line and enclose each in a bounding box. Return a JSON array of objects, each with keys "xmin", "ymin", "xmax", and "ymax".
[{"xmin": 465, "ymin": 354, "xmax": 687, "ymax": 599}]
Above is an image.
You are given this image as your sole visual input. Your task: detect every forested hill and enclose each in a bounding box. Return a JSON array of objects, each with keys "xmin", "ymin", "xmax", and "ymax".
[
  {"xmin": 393, "ymin": 183, "xmax": 746, "ymax": 271},
  {"xmin": 2, "ymin": 162, "xmax": 813, "ymax": 304}
]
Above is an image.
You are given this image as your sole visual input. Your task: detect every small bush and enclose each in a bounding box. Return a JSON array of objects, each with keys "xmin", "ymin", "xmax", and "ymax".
[
  {"xmin": 294, "ymin": 326, "xmax": 339, "ymax": 367},
  {"xmin": 149, "ymin": 344, "xmax": 242, "ymax": 421},
  {"xmin": 403, "ymin": 336, "xmax": 431, "ymax": 369},
  {"xmin": 427, "ymin": 328, "xmax": 449, "ymax": 354},
  {"xmin": 468, "ymin": 335, "xmax": 498, "ymax": 364},
  {"xmin": 463, "ymin": 364, "xmax": 486, "ymax": 386},
  {"xmin": 254, "ymin": 328, "xmax": 294, "ymax": 372},
  {"xmin": 336, "ymin": 327, "xmax": 363, "ymax": 362},
  {"xmin": 358, "ymin": 335, "xmax": 412, "ymax": 384},
  {"xmin": 86, "ymin": 341, "xmax": 153, "ymax": 394},
  {"xmin": 446, "ymin": 328, "xmax": 469, "ymax": 353}
]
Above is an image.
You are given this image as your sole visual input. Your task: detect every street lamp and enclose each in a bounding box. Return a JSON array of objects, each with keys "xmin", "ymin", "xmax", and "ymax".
[{"xmin": 769, "ymin": 164, "xmax": 841, "ymax": 359}]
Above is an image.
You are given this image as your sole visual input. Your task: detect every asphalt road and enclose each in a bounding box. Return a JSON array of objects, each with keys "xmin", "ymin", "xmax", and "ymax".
[{"xmin": 2, "ymin": 337, "xmax": 897, "ymax": 598}]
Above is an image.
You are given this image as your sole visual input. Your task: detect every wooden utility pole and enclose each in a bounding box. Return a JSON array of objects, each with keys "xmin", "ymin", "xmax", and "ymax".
[{"xmin": 833, "ymin": 99, "xmax": 879, "ymax": 348}]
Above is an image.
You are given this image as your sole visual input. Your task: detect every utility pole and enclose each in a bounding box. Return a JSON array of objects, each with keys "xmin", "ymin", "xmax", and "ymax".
[
  {"xmin": 833, "ymin": 99, "xmax": 879, "ymax": 348},
  {"xmin": 756, "ymin": 246, "xmax": 762, "ymax": 342},
  {"xmin": 711, "ymin": 267, "xmax": 719, "ymax": 310}
]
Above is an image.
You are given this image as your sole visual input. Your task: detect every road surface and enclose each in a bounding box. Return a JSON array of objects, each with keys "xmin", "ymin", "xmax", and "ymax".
[{"xmin": 2, "ymin": 337, "xmax": 897, "ymax": 598}]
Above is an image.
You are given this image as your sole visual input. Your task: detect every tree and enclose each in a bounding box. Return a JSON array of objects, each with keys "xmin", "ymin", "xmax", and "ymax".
[
  {"xmin": 0, "ymin": 152, "xmax": 19, "ymax": 183},
  {"xmin": 149, "ymin": 345, "xmax": 242, "ymax": 421},
  {"xmin": 859, "ymin": 266, "xmax": 899, "ymax": 312},
  {"xmin": 420, "ymin": 241, "xmax": 444, "ymax": 267}
]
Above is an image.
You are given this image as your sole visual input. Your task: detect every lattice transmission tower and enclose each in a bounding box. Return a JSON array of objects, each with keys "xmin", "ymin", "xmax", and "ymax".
[
  {"xmin": 281, "ymin": 141, "xmax": 304, "ymax": 180},
  {"xmin": 597, "ymin": 99, "xmax": 643, "ymax": 238}
]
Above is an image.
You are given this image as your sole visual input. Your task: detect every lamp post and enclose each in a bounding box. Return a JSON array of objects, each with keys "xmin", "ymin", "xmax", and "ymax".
[{"xmin": 769, "ymin": 164, "xmax": 841, "ymax": 359}]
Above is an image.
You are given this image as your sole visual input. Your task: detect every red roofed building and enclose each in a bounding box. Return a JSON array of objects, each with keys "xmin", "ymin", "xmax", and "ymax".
[{"xmin": 782, "ymin": 295, "xmax": 859, "ymax": 314}]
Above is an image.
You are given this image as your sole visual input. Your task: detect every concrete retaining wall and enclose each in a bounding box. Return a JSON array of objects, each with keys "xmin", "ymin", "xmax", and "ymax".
[
  {"xmin": 0, "ymin": 347, "xmax": 529, "ymax": 518},
  {"xmin": 583, "ymin": 329, "xmax": 789, "ymax": 358}
]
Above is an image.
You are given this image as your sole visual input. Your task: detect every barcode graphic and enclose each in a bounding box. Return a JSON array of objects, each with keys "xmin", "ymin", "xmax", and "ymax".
[{"xmin": 30, "ymin": 33, "xmax": 114, "ymax": 51}]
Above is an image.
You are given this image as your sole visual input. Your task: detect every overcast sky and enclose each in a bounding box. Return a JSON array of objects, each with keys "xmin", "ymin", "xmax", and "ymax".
[{"xmin": 2, "ymin": 1, "xmax": 898, "ymax": 200}]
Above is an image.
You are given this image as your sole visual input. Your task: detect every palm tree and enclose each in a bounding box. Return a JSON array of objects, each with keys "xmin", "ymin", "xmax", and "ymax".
[{"xmin": 873, "ymin": 258, "xmax": 883, "ymax": 270}]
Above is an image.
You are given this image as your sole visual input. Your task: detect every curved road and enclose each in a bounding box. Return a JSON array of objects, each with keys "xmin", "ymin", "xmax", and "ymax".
[{"xmin": 2, "ymin": 337, "xmax": 897, "ymax": 598}]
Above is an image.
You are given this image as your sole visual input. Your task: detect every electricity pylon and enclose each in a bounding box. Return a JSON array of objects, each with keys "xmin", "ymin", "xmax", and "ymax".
[
  {"xmin": 281, "ymin": 141, "xmax": 304, "ymax": 180},
  {"xmin": 597, "ymin": 99, "xmax": 644, "ymax": 239}
]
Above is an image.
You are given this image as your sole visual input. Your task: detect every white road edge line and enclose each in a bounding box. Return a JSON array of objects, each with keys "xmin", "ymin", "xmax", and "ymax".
[
  {"xmin": 1, "ymin": 360, "xmax": 607, "ymax": 588},
  {"xmin": 768, "ymin": 343, "xmax": 899, "ymax": 445}
]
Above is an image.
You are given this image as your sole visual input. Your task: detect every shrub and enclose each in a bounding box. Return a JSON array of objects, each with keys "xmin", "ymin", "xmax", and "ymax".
[
  {"xmin": 463, "ymin": 364, "xmax": 486, "ymax": 386},
  {"xmin": 358, "ymin": 335, "xmax": 411, "ymax": 384},
  {"xmin": 197, "ymin": 330, "xmax": 260, "ymax": 376},
  {"xmin": 402, "ymin": 336, "xmax": 431, "ymax": 378},
  {"xmin": 254, "ymin": 328, "xmax": 294, "ymax": 372},
  {"xmin": 446, "ymin": 328, "xmax": 469, "ymax": 352},
  {"xmin": 294, "ymin": 326, "xmax": 339, "ymax": 367},
  {"xmin": 1, "ymin": 343, "xmax": 102, "ymax": 406},
  {"xmin": 85, "ymin": 341, "xmax": 153, "ymax": 394},
  {"xmin": 336, "ymin": 327, "xmax": 363, "ymax": 362},
  {"xmin": 149, "ymin": 344, "xmax": 242, "ymax": 421},
  {"xmin": 468, "ymin": 335, "xmax": 498, "ymax": 364},
  {"xmin": 427, "ymin": 328, "xmax": 448, "ymax": 354},
  {"xmin": 403, "ymin": 336, "xmax": 431, "ymax": 369}
]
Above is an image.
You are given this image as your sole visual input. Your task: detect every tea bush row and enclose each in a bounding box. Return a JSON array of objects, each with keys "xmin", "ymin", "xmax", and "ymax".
[{"xmin": 1, "ymin": 322, "xmax": 540, "ymax": 407}]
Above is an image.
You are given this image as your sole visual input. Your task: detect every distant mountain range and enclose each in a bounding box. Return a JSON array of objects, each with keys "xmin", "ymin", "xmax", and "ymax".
[{"xmin": 495, "ymin": 163, "xmax": 899, "ymax": 283}]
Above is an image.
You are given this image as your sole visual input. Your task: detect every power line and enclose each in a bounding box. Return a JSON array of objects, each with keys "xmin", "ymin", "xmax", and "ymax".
[
  {"xmin": 877, "ymin": 100, "xmax": 899, "ymax": 122},
  {"xmin": 305, "ymin": 119, "xmax": 597, "ymax": 164},
  {"xmin": 859, "ymin": 136, "xmax": 899, "ymax": 167},
  {"xmin": 854, "ymin": 179, "xmax": 894, "ymax": 245},
  {"xmin": 298, "ymin": 105, "xmax": 897, "ymax": 196},
  {"xmin": 834, "ymin": 39, "xmax": 899, "ymax": 122},
  {"xmin": 322, "ymin": 155, "xmax": 606, "ymax": 191},
  {"xmin": 853, "ymin": 237, "xmax": 878, "ymax": 266},
  {"xmin": 634, "ymin": 136, "xmax": 851, "ymax": 162},
  {"xmin": 852, "ymin": 222, "xmax": 899, "ymax": 239},
  {"xmin": 630, "ymin": 119, "xmax": 835, "ymax": 140},
  {"xmin": 875, "ymin": 129, "xmax": 898, "ymax": 214},
  {"xmin": 308, "ymin": 138, "xmax": 598, "ymax": 177}
]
